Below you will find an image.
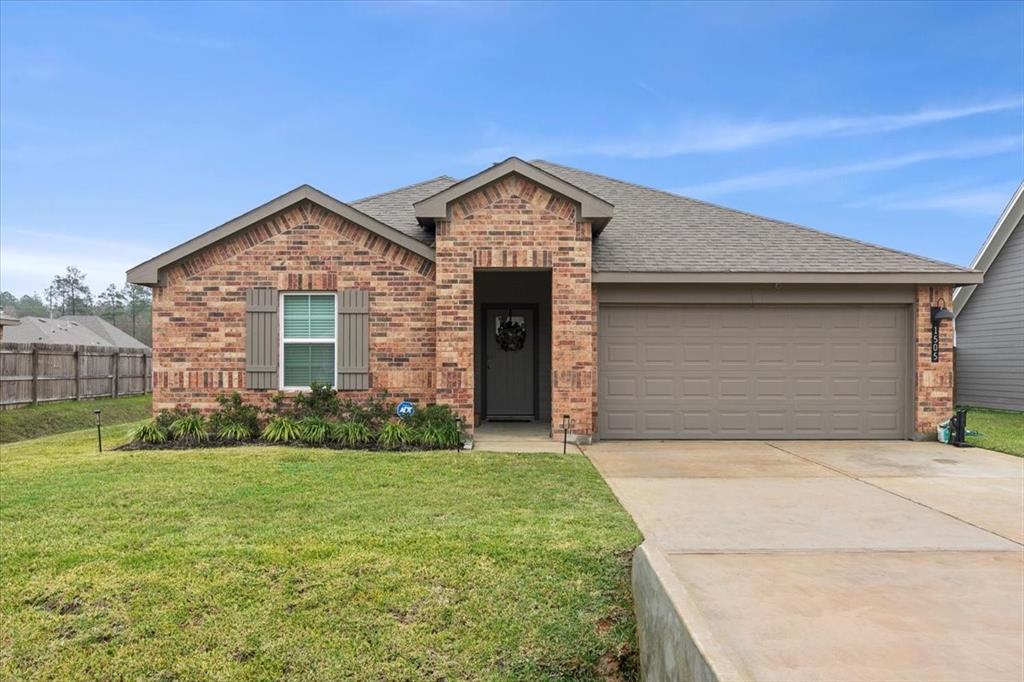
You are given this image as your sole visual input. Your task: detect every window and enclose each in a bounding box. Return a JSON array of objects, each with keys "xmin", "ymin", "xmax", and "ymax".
[{"xmin": 280, "ymin": 293, "xmax": 336, "ymax": 389}]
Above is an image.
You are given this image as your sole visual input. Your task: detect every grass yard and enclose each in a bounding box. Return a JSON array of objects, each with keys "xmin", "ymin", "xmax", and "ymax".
[
  {"xmin": 959, "ymin": 406, "xmax": 1024, "ymax": 457},
  {"xmin": 0, "ymin": 424, "xmax": 642, "ymax": 680},
  {"xmin": 0, "ymin": 394, "xmax": 152, "ymax": 444}
]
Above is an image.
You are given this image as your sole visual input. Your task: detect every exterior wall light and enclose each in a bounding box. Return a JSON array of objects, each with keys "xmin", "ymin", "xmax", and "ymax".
[{"xmin": 930, "ymin": 298, "xmax": 954, "ymax": 363}]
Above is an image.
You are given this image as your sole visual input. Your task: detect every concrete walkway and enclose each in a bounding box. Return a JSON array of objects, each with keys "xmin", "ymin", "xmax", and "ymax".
[
  {"xmin": 472, "ymin": 421, "xmax": 582, "ymax": 454},
  {"xmin": 585, "ymin": 440, "xmax": 1024, "ymax": 681}
]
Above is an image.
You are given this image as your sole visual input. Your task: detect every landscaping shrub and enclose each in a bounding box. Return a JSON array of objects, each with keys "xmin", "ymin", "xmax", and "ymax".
[
  {"xmin": 209, "ymin": 392, "xmax": 260, "ymax": 439},
  {"xmin": 298, "ymin": 416, "xmax": 331, "ymax": 445},
  {"xmin": 262, "ymin": 416, "xmax": 302, "ymax": 443},
  {"xmin": 130, "ymin": 420, "xmax": 167, "ymax": 444},
  {"xmin": 168, "ymin": 414, "xmax": 209, "ymax": 443},
  {"xmin": 217, "ymin": 421, "xmax": 254, "ymax": 442},
  {"xmin": 377, "ymin": 420, "xmax": 414, "ymax": 449},
  {"xmin": 340, "ymin": 392, "xmax": 394, "ymax": 429},
  {"xmin": 331, "ymin": 420, "xmax": 373, "ymax": 448},
  {"xmin": 291, "ymin": 382, "xmax": 341, "ymax": 418},
  {"xmin": 409, "ymin": 403, "xmax": 463, "ymax": 449},
  {"xmin": 126, "ymin": 390, "xmax": 463, "ymax": 452},
  {"xmin": 416, "ymin": 421, "xmax": 461, "ymax": 449},
  {"xmin": 155, "ymin": 407, "xmax": 199, "ymax": 431}
]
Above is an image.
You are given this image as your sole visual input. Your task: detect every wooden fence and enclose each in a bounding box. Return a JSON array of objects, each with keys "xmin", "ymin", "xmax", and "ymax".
[{"xmin": 0, "ymin": 342, "xmax": 151, "ymax": 408}]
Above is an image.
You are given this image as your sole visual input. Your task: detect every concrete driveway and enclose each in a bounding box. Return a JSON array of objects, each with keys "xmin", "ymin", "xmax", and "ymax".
[{"xmin": 584, "ymin": 440, "xmax": 1024, "ymax": 682}]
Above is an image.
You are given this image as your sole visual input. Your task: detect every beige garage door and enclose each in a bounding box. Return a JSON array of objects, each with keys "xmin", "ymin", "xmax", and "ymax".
[{"xmin": 598, "ymin": 305, "xmax": 909, "ymax": 439}]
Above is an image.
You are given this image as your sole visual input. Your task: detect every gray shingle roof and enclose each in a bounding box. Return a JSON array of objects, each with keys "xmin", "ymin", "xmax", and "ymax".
[
  {"xmin": 531, "ymin": 160, "xmax": 972, "ymax": 274},
  {"xmin": 350, "ymin": 176, "xmax": 457, "ymax": 245},
  {"xmin": 343, "ymin": 160, "xmax": 971, "ymax": 274},
  {"xmin": 4, "ymin": 316, "xmax": 149, "ymax": 349},
  {"xmin": 60, "ymin": 315, "xmax": 150, "ymax": 350}
]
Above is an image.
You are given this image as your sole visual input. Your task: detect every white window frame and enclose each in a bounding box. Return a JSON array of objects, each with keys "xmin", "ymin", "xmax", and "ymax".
[{"xmin": 279, "ymin": 292, "xmax": 337, "ymax": 391}]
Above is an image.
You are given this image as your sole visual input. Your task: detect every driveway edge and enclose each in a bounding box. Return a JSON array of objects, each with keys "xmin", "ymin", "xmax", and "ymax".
[{"xmin": 633, "ymin": 542, "xmax": 748, "ymax": 682}]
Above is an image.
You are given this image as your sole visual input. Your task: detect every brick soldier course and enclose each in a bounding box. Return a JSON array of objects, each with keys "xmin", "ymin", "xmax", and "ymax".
[{"xmin": 130, "ymin": 157, "xmax": 981, "ymax": 441}]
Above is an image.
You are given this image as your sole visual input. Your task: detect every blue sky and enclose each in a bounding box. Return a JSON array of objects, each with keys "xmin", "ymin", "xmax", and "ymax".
[{"xmin": 1, "ymin": 0, "xmax": 1022, "ymax": 295}]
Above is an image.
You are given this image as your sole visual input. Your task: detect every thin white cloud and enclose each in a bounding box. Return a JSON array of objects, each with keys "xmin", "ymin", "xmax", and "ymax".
[
  {"xmin": 677, "ymin": 136, "xmax": 1022, "ymax": 197},
  {"xmin": 846, "ymin": 185, "xmax": 1015, "ymax": 214},
  {"xmin": 459, "ymin": 96, "xmax": 1022, "ymax": 162},
  {"xmin": 593, "ymin": 98, "xmax": 1023, "ymax": 158}
]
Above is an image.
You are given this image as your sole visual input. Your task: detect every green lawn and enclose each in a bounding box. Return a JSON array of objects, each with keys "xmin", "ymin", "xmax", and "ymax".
[
  {"xmin": 0, "ymin": 424, "xmax": 641, "ymax": 680},
  {"xmin": 959, "ymin": 406, "xmax": 1024, "ymax": 457},
  {"xmin": 0, "ymin": 395, "xmax": 152, "ymax": 444}
]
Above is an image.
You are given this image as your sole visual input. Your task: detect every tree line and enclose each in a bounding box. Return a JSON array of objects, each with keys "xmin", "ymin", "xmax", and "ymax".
[{"xmin": 1, "ymin": 266, "xmax": 153, "ymax": 345}]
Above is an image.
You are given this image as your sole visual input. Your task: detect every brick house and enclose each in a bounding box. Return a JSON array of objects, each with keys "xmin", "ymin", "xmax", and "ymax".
[{"xmin": 128, "ymin": 158, "xmax": 981, "ymax": 442}]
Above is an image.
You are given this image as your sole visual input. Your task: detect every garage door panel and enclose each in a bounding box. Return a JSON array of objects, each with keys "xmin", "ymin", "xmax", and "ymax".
[{"xmin": 599, "ymin": 304, "xmax": 907, "ymax": 439}]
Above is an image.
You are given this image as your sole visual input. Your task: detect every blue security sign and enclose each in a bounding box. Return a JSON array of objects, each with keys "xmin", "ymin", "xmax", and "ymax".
[{"xmin": 396, "ymin": 400, "xmax": 416, "ymax": 419}]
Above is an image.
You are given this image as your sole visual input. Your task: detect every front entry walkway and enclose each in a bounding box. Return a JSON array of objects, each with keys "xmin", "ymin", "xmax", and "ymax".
[
  {"xmin": 584, "ymin": 440, "xmax": 1024, "ymax": 681},
  {"xmin": 473, "ymin": 421, "xmax": 581, "ymax": 454}
]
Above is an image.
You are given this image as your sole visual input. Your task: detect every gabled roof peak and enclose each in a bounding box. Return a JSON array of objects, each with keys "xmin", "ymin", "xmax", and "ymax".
[
  {"xmin": 413, "ymin": 157, "xmax": 614, "ymax": 231},
  {"xmin": 127, "ymin": 184, "xmax": 436, "ymax": 285}
]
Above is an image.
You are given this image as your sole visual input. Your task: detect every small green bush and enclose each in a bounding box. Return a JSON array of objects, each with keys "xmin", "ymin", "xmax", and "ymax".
[
  {"xmin": 408, "ymin": 403, "xmax": 456, "ymax": 429},
  {"xmin": 155, "ymin": 407, "xmax": 199, "ymax": 431},
  {"xmin": 377, "ymin": 421, "xmax": 414, "ymax": 449},
  {"xmin": 217, "ymin": 421, "xmax": 255, "ymax": 441},
  {"xmin": 168, "ymin": 414, "xmax": 209, "ymax": 442},
  {"xmin": 299, "ymin": 416, "xmax": 331, "ymax": 445},
  {"xmin": 340, "ymin": 391, "xmax": 394, "ymax": 429},
  {"xmin": 408, "ymin": 403, "xmax": 462, "ymax": 449},
  {"xmin": 416, "ymin": 421, "xmax": 461, "ymax": 449},
  {"xmin": 130, "ymin": 420, "xmax": 167, "ymax": 444},
  {"xmin": 262, "ymin": 416, "xmax": 302, "ymax": 443},
  {"xmin": 292, "ymin": 383, "xmax": 340, "ymax": 418},
  {"xmin": 331, "ymin": 421, "xmax": 373, "ymax": 448},
  {"xmin": 210, "ymin": 392, "xmax": 260, "ymax": 437}
]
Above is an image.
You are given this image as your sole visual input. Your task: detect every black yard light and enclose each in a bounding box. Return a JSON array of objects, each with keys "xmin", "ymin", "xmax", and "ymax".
[
  {"xmin": 93, "ymin": 409, "xmax": 103, "ymax": 453},
  {"xmin": 929, "ymin": 298, "xmax": 954, "ymax": 363},
  {"xmin": 561, "ymin": 414, "xmax": 571, "ymax": 455}
]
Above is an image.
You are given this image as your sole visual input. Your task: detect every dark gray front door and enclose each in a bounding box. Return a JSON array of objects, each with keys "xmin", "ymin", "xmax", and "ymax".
[{"xmin": 485, "ymin": 308, "xmax": 535, "ymax": 419}]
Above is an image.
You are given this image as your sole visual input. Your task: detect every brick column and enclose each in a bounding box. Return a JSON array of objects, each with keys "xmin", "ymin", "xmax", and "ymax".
[
  {"xmin": 913, "ymin": 284, "xmax": 954, "ymax": 438},
  {"xmin": 433, "ymin": 218, "xmax": 476, "ymax": 429}
]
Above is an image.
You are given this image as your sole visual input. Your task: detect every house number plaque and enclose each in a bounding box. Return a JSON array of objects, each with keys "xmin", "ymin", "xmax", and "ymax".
[{"xmin": 931, "ymin": 324, "xmax": 940, "ymax": 363}]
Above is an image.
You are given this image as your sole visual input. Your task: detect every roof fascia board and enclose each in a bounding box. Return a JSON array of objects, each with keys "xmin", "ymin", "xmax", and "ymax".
[
  {"xmin": 593, "ymin": 271, "xmax": 984, "ymax": 285},
  {"xmin": 413, "ymin": 157, "xmax": 614, "ymax": 231},
  {"xmin": 953, "ymin": 182, "xmax": 1024, "ymax": 315},
  {"xmin": 127, "ymin": 185, "xmax": 436, "ymax": 285}
]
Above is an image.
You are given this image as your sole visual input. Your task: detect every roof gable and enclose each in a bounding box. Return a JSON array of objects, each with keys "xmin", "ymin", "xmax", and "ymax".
[
  {"xmin": 127, "ymin": 185, "xmax": 436, "ymax": 285},
  {"xmin": 953, "ymin": 182, "xmax": 1023, "ymax": 315},
  {"xmin": 413, "ymin": 157, "xmax": 614, "ymax": 231}
]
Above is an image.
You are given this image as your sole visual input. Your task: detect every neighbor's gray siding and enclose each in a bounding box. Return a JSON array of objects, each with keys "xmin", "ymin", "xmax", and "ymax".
[{"xmin": 956, "ymin": 219, "xmax": 1024, "ymax": 411}]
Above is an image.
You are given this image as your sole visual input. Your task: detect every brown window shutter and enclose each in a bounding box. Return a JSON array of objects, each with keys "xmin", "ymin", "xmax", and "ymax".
[
  {"xmin": 245, "ymin": 287, "xmax": 278, "ymax": 389},
  {"xmin": 337, "ymin": 289, "xmax": 369, "ymax": 390}
]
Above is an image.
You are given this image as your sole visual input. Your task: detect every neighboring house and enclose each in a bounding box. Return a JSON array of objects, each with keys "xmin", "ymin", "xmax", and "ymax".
[
  {"xmin": 58, "ymin": 315, "xmax": 150, "ymax": 351},
  {"xmin": 4, "ymin": 315, "xmax": 150, "ymax": 351},
  {"xmin": 0, "ymin": 312, "xmax": 19, "ymax": 341},
  {"xmin": 128, "ymin": 158, "xmax": 980, "ymax": 441},
  {"xmin": 953, "ymin": 183, "xmax": 1024, "ymax": 412}
]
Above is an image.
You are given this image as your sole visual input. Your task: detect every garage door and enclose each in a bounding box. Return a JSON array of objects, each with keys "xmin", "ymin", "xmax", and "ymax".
[{"xmin": 598, "ymin": 305, "xmax": 909, "ymax": 439}]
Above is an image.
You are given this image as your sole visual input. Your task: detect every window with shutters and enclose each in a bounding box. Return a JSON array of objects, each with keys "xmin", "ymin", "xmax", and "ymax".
[{"xmin": 279, "ymin": 293, "xmax": 336, "ymax": 390}]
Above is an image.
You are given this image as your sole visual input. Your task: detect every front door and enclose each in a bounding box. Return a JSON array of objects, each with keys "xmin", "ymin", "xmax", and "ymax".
[{"xmin": 485, "ymin": 307, "xmax": 536, "ymax": 419}]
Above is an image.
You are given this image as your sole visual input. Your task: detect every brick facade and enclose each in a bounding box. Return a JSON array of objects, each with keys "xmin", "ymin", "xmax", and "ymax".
[
  {"xmin": 151, "ymin": 200, "xmax": 436, "ymax": 412},
  {"xmin": 149, "ymin": 186, "xmax": 956, "ymax": 443},
  {"xmin": 433, "ymin": 174, "xmax": 595, "ymax": 441},
  {"xmin": 913, "ymin": 284, "xmax": 955, "ymax": 437}
]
